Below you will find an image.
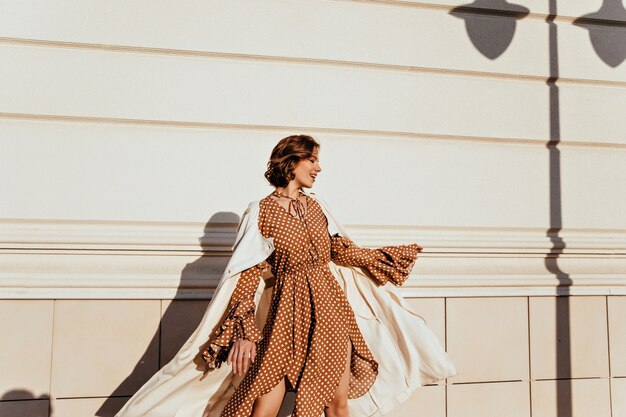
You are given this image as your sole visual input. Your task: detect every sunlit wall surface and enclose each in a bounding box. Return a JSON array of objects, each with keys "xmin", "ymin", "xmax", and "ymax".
[{"xmin": 1, "ymin": 1, "xmax": 625, "ymax": 416}]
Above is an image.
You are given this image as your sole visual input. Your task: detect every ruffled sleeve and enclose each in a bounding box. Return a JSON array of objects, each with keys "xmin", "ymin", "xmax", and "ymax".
[
  {"xmin": 201, "ymin": 260, "xmax": 270, "ymax": 370},
  {"xmin": 330, "ymin": 233, "xmax": 422, "ymax": 287}
]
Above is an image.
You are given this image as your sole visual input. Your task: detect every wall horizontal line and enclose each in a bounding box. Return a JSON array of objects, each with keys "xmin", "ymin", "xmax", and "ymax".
[
  {"xmin": 3, "ymin": 280, "xmax": 626, "ymax": 299},
  {"xmin": 1, "ymin": 36, "xmax": 624, "ymax": 89},
  {"xmin": 345, "ymin": 0, "xmax": 626, "ymax": 26},
  {"xmin": 2, "ymin": 112, "xmax": 625, "ymax": 150},
  {"xmin": 0, "ymin": 397, "xmax": 50, "ymax": 403},
  {"xmin": 1, "ymin": 249, "xmax": 625, "ymax": 256},
  {"xmin": 2, "ymin": 218, "xmax": 625, "ymax": 252},
  {"xmin": 532, "ymin": 376, "xmax": 609, "ymax": 381},
  {"xmin": 448, "ymin": 379, "xmax": 524, "ymax": 385},
  {"xmin": 54, "ymin": 395, "xmax": 128, "ymax": 400}
]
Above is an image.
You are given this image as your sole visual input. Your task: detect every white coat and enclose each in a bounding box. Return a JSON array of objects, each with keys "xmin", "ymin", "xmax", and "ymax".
[{"xmin": 115, "ymin": 192, "xmax": 458, "ymax": 417}]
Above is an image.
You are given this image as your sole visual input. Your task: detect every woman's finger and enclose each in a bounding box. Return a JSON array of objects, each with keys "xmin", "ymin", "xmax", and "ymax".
[
  {"xmin": 251, "ymin": 342, "xmax": 256, "ymax": 363},
  {"xmin": 243, "ymin": 347, "xmax": 250, "ymax": 373},
  {"xmin": 231, "ymin": 343, "xmax": 239, "ymax": 374},
  {"xmin": 233, "ymin": 343, "xmax": 241, "ymax": 374},
  {"xmin": 236, "ymin": 342, "xmax": 244, "ymax": 375}
]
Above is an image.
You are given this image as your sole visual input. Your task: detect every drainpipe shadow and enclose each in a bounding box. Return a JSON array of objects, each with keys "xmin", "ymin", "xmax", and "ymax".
[{"xmin": 450, "ymin": 2, "xmax": 573, "ymax": 415}]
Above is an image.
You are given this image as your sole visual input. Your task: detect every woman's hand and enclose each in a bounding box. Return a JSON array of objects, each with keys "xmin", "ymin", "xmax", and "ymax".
[{"xmin": 228, "ymin": 338, "xmax": 257, "ymax": 376}]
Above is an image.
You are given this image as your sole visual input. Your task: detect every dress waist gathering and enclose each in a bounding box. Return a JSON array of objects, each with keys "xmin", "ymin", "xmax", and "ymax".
[{"xmin": 277, "ymin": 259, "xmax": 331, "ymax": 277}]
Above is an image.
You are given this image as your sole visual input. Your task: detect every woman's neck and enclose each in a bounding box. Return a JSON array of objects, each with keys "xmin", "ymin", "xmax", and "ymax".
[{"xmin": 275, "ymin": 185, "xmax": 303, "ymax": 200}]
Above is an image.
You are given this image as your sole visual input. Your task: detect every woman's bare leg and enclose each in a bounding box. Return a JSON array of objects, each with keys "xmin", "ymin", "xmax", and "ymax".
[
  {"xmin": 251, "ymin": 376, "xmax": 287, "ymax": 417},
  {"xmin": 324, "ymin": 339, "xmax": 352, "ymax": 417}
]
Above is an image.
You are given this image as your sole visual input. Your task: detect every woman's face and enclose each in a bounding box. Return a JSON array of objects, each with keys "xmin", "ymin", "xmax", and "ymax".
[{"xmin": 291, "ymin": 147, "xmax": 321, "ymax": 189}]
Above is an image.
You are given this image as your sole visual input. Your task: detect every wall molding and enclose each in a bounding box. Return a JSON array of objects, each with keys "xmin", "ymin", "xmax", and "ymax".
[
  {"xmin": 3, "ymin": 218, "xmax": 626, "ymax": 252},
  {"xmin": 1, "ymin": 219, "xmax": 625, "ymax": 299},
  {"xmin": 3, "ymin": 112, "xmax": 625, "ymax": 150},
  {"xmin": 2, "ymin": 35, "xmax": 626, "ymax": 89},
  {"xmin": 341, "ymin": 0, "xmax": 626, "ymax": 26}
]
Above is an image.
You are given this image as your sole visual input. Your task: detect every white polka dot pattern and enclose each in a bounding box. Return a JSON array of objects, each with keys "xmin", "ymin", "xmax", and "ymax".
[
  {"xmin": 202, "ymin": 194, "xmax": 421, "ymax": 417},
  {"xmin": 329, "ymin": 234, "xmax": 420, "ymax": 287}
]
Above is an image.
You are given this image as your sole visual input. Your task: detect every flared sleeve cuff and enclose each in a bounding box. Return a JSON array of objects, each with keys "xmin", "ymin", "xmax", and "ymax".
[
  {"xmin": 200, "ymin": 298, "xmax": 263, "ymax": 370},
  {"xmin": 330, "ymin": 233, "xmax": 421, "ymax": 287},
  {"xmin": 366, "ymin": 244, "xmax": 421, "ymax": 286}
]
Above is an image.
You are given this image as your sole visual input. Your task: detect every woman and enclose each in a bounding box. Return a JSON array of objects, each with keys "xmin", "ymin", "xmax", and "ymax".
[{"xmin": 115, "ymin": 134, "xmax": 457, "ymax": 417}]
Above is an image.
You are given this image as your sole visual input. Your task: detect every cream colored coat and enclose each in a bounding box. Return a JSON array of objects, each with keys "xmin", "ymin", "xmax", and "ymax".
[{"xmin": 115, "ymin": 193, "xmax": 458, "ymax": 417}]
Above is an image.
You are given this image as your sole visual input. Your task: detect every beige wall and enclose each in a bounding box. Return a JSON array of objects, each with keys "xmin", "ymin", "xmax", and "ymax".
[
  {"xmin": 1, "ymin": 0, "xmax": 625, "ymax": 416},
  {"xmin": 1, "ymin": 296, "xmax": 625, "ymax": 416}
]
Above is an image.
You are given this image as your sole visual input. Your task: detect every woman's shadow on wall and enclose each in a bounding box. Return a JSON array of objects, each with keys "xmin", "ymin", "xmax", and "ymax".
[
  {"xmin": 96, "ymin": 211, "xmax": 234, "ymax": 416},
  {"xmin": 96, "ymin": 211, "xmax": 295, "ymax": 417}
]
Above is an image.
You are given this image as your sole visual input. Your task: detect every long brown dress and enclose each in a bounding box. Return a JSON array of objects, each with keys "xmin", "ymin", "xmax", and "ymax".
[{"xmin": 201, "ymin": 191, "xmax": 420, "ymax": 417}]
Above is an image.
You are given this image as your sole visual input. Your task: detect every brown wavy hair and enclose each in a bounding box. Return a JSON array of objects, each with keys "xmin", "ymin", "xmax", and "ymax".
[{"xmin": 264, "ymin": 134, "xmax": 320, "ymax": 187}]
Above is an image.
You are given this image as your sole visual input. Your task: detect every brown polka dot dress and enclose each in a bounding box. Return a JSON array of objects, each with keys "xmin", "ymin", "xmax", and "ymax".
[{"xmin": 201, "ymin": 191, "xmax": 421, "ymax": 417}]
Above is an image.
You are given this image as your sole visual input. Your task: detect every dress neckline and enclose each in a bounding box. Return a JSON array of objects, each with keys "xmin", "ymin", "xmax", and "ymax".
[
  {"xmin": 266, "ymin": 192, "xmax": 311, "ymax": 221},
  {"xmin": 266, "ymin": 192, "xmax": 321, "ymax": 262}
]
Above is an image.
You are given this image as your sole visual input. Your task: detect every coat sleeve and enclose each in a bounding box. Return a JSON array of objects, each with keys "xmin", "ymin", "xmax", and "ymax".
[
  {"xmin": 201, "ymin": 259, "xmax": 271, "ymax": 370},
  {"xmin": 329, "ymin": 233, "xmax": 422, "ymax": 287}
]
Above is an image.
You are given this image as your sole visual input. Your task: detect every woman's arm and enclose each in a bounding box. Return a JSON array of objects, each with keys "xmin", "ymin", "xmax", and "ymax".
[
  {"xmin": 329, "ymin": 233, "xmax": 422, "ymax": 286},
  {"xmin": 201, "ymin": 259, "xmax": 270, "ymax": 372}
]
